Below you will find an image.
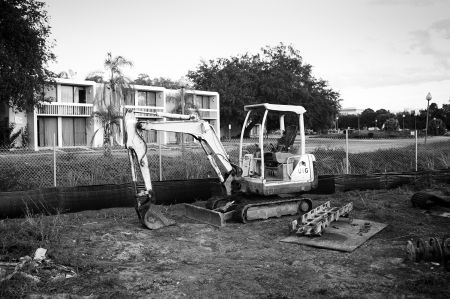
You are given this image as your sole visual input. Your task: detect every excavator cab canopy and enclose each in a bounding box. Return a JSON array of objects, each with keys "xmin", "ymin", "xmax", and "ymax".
[
  {"xmin": 244, "ymin": 103, "xmax": 306, "ymax": 115},
  {"xmin": 239, "ymin": 103, "xmax": 307, "ymax": 164}
]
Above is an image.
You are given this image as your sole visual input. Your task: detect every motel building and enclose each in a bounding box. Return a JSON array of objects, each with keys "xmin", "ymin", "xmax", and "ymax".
[{"xmin": 0, "ymin": 78, "xmax": 220, "ymax": 150}]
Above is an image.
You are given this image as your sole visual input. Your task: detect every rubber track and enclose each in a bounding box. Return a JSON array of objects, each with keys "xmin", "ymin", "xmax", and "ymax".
[{"xmin": 235, "ymin": 198, "xmax": 309, "ymax": 223}]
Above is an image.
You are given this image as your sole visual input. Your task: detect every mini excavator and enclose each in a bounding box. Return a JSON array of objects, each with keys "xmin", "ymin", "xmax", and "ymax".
[{"xmin": 124, "ymin": 103, "xmax": 318, "ymax": 229}]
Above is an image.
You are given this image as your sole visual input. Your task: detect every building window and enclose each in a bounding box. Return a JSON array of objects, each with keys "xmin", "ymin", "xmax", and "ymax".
[
  {"xmin": 37, "ymin": 117, "xmax": 58, "ymax": 147},
  {"xmin": 61, "ymin": 117, "xmax": 87, "ymax": 146},
  {"xmin": 137, "ymin": 91, "xmax": 157, "ymax": 106},
  {"xmin": 60, "ymin": 85, "xmax": 87, "ymax": 104},
  {"xmin": 194, "ymin": 95, "xmax": 210, "ymax": 109}
]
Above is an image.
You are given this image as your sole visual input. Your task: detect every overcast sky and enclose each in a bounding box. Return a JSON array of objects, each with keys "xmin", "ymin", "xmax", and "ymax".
[{"xmin": 44, "ymin": 0, "xmax": 450, "ymax": 112}]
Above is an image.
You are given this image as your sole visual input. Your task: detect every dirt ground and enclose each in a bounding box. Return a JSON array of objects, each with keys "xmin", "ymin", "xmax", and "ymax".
[{"xmin": 1, "ymin": 187, "xmax": 450, "ymax": 298}]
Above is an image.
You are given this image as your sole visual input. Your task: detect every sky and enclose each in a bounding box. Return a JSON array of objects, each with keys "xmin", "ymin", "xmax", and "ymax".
[{"xmin": 43, "ymin": 0, "xmax": 450, "ymax": 112}]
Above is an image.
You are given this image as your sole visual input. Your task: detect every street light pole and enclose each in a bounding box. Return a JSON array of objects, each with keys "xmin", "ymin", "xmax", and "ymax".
[
  {"xmin": 425, "ymin": 92, "xmax": 432, "ymax": 144},
  {"xmin": 402, "ymin": 114, "xmax": 405, "ymax": 131},
  {"xmin": 336, "ymin": 116, "xmax": 339, "ymax": 132}
]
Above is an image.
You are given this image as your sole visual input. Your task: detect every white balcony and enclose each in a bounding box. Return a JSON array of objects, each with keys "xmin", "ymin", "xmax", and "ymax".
[
  {"xmin": 198, "ymin": 109, "xmax": 218, "ymax": 119},
  {"xmin": 36, "ymin": 102, "xmax": 93, "ymax": 117},
  {"xmin": 123, "ymin": 105, "xmax": 165, "ymax": 118}
]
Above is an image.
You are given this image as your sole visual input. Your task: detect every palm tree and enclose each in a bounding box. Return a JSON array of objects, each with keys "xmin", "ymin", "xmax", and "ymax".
[
  {"xmin": 91, "ymin": 105, "xmax": 122, "ymax": 155},
  {"xmin": 90, "ymin": 53, "xmax": 133, "ymax": 153},
  {"xmin": 103, "ymin": 52, "xmax": 133, "ymax": 108}
]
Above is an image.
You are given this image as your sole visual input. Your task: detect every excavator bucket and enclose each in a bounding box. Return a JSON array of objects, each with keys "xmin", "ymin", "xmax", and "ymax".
[{"xmin": 138, "ymin": 203, "xmax": 176, "ymax": 230}]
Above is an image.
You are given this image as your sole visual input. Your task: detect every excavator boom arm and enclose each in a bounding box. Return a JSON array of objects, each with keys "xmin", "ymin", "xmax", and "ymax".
[{"xmin": 124, "ymin": 110, "xmax": 236, "ymax": 196}]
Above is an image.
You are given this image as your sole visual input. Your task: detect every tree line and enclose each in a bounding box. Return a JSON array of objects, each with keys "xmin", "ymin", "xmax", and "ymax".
[{"xmin": 338, "ymin": 105, "xmax": 449, "ymax": 135}]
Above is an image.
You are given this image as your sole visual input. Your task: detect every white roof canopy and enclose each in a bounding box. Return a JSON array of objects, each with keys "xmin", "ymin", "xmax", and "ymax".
[{"xmin": 244, "ymin": 103, "xmax": 306, "ymax": 115}]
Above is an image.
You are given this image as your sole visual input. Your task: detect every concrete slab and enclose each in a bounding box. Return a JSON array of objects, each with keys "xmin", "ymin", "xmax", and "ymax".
[{"xmin": 280, "ymin": 218, "xmax": 387, "ymax": 252}]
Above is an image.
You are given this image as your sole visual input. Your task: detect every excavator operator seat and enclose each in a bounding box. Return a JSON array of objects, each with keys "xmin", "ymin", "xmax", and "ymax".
[{"xmin": 276, "ymin": 125, "xmax": 298, "ymax": 152}]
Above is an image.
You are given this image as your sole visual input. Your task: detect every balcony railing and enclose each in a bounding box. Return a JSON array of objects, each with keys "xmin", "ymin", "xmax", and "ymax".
[
  {"xmin": 36, "ymin": 102, "xmax": 93, "ymax": 117},
  {"xmin": 123, "ymin": 105, "xmax": 165, "ymax": 118},
  {"xmin": 198, "ymin": 109, "xmax": 218, "ymax": 119}
]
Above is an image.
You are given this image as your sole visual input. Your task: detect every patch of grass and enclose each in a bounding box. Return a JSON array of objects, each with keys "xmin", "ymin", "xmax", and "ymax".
[
  {"xmin": 0, "ymin": 212, "xmax": 66, "ymax": 261},
  {"xmin": 398, "ymin": 273, "xmax": 450, "ymax": 296},
  {"xmin": 0, "ymin": 212, "xmax": 72, "ymax": 298},
  {"xmin": 0, "ymin": 274, "xmax": 38, "ymax": 299}
]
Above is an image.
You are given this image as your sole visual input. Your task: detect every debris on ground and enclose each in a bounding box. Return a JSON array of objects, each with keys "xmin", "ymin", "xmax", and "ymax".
[
  {"xmin": 0, "ymin": 248, "xmax": 77, "ymax": 283},
  {"xmin": 34, "ymin": 248, "xmax": 47, "ymax": 262},
  {"xmin": 406, "ymin": 236, "xmax": 450, "ymax": 270}
]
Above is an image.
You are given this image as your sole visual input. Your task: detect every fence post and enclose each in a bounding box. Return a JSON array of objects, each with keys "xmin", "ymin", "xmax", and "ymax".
[
  {"xmin": 159, "ymin": 136, "xmax": 162, "ymax": 181},
  {"xmin": 415, "ymin": 130, "xmax": 418, "ymax": 172},
  {"xmin": 345, "ymin": 128, "xmax": 349, "ymax": 174},
  {"xmin": 53, "ymin": 133, "xmax": 57, "ymax": 187}
]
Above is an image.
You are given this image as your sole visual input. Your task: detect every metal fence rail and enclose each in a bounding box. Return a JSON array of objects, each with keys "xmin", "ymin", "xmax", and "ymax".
[{"xmin": 0, "ymin": 136, "xmax": 449, "ymax": 192}]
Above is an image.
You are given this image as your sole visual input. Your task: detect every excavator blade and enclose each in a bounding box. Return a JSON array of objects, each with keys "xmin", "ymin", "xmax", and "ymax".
[{"xmin": 184, "ymin": 203, "xmax": 235, "ymax": 227}]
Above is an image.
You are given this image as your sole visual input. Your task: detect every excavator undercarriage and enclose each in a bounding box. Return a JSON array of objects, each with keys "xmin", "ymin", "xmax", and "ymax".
[{"xmin": 184, "ymin": 194, "xmax": 313, "ymax": 227}]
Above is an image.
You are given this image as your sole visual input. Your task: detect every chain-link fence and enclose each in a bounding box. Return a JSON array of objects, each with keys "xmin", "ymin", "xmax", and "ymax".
[{"xmin": 1, "ymin": 135, "xmax": 449, "ymax": 192}]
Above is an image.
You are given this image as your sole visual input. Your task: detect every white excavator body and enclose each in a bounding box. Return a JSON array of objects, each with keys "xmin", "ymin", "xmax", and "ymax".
[{"xmin": 123, "ymin": 103, "xmax": 318, "ymax": 229}]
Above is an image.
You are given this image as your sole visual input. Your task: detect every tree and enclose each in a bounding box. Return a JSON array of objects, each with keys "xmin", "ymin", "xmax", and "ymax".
[
  {"xmin": 85, "ymin": 72, "xmax": 104, "ymax": 83},
  {"xmin": 187, "ymin": 43, "xmax": 341, "ymax": 136},
  {"xmin": 360, "ymin": 109, "xmax": 377, "ymax": 128},
  {"xmin": 0, "ymin": 0, "xmax": 56, "ymax": 111},
  {"xmin": 442, "ymin": 104, "xmax": 450, "ymax": 131},
  {"xmin": 102, "ymin": 52, "xmax": 133, "ymax": 108},
  {"xmin": 57, "ymin": 69, "xmax": 77, "ymax": 79},
  {"xmin": 91, "ymin": 105, "xmax": 122, "ymax": 155},
  {"xmin": 89, "ymin": 53, "xmax": 132, "ymax": 151},
  {"xmin": 152, "ymin": 77, "xmax": 184, "ymax": 89},
  {"xmin": 429, "ymin": 118, "xmax": 445, "ymax": 135},
  {"xmin": 133, "ymin": 73, "xmax": 152, "ymax": 86},
  {"xmin": 376, "ymin": 109, "xmax": 394, "ymax": 129},
  {"xmin": 338, "ymin": 115, "xmax": 358, "ymax": 129},
  {"xmin": 383, "ymin": 118, "xmax": 399, "ymax": 131}
]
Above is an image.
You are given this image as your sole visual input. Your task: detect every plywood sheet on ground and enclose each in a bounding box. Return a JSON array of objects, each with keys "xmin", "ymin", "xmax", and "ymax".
[{"xmin": 280, "ymin": 219, "xmax": 387, "ymax": 252}]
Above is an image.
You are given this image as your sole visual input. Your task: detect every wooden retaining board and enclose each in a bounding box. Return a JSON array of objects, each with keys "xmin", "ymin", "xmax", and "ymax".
[{"xmin": 280, "ymin": 218, "xmax": 387, "ymax": 252}]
